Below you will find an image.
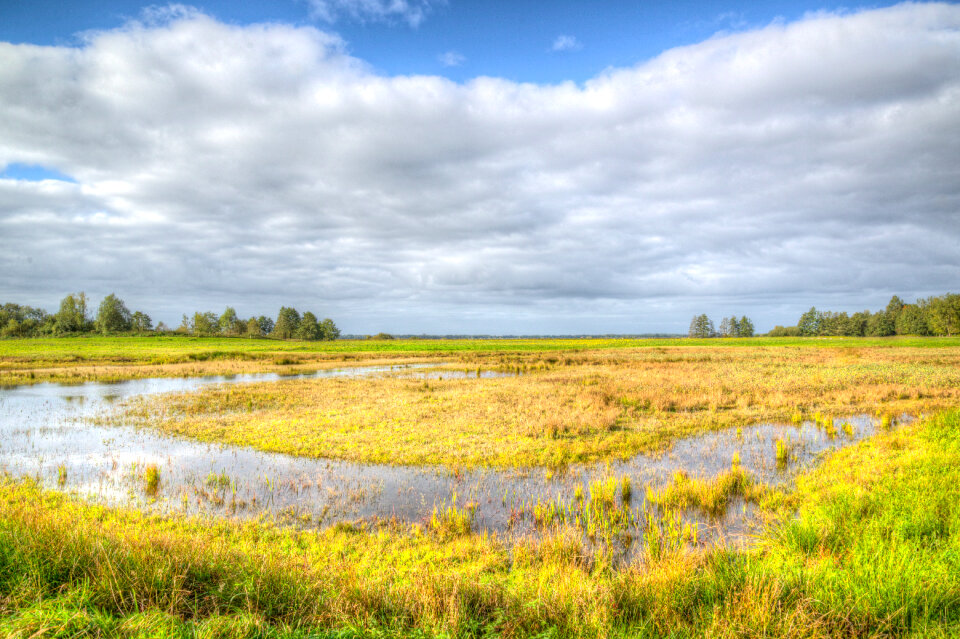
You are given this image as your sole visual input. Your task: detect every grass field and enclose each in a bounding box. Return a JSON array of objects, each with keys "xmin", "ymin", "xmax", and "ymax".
[
  {"xmin": 119, "ymin": 344, "xmax": 960, "ymax": 468},
  {"xmin": 1, "ymin": 336, "xmax": 959, "ymax": 637},
  {"xmin": 3, "ymin": 334, "xmax": 960, "ymax": 386},
  {"xmin": 2, "ymin": 409, "xmax": 958, "ymax": 637}
]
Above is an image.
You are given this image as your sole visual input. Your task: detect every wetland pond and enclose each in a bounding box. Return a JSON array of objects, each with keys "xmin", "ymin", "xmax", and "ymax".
[{"xmin": 0, "ymin": 363, "xmax": 897, "ymax": 552}]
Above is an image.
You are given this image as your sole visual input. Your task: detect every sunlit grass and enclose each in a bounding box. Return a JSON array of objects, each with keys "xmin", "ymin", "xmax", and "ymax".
[
  {"xmin": 3, "ymin": 334, "xmax": 960, "ymax": 385},
  {"xmin": 115, "ymin": 345, "xmax": 960, "ymax": 468},
  {"xmin": 646, "ymin": 468, "xmax": 770, "ymax": 517},
  {"xmin": 3, "ymin": 410, "xmax": 958, "ymax": 636}
]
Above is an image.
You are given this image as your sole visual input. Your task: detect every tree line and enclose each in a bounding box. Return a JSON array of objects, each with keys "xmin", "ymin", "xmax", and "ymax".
[
  {"xmin": 768, "ymin": 293, "xmax": 960, "ymax": 337},
  {"xmin": 0, "ymin": 293, "xmax": 339, "ymax": 341},
  {"xmin": 688, "ymin": 314, "xmax": 755, "ymax": 338}
]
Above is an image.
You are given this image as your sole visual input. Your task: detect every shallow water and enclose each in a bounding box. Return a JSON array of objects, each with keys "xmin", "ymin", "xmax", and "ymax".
[{"xmin": 0, "ymin": 365, "xmax": 895, "ymax": 551}]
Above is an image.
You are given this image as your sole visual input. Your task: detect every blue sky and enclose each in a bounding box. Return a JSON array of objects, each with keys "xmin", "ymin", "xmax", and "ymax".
[
  {"xmin": 1, "ymin": 1, "xmax": 958, "ymax": 333},
  {"xmin": 0, "ymin": 0, "xmax": 907, "ymax": 83}
]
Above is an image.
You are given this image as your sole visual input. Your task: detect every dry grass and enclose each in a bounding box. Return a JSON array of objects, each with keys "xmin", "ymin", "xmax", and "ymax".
[{"xmin": 120, "ymin": 346, "xmax": 960, "ymax": 468}]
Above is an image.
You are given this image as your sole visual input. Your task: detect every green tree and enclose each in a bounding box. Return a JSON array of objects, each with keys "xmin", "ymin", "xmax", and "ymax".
[
  {"xmin": 55, "ymin": 292, "xmax": 89, "ymax": 333},
  {"xmin": 718, "ymin": 316, "xmax": 738, "ymax": 337},
  {"xmin": 688, "ymin": 314, "xmax": 714, "ymax": 338},
  {"xmin": 737, "ymin": 316, "xmax": 754, "ymax": 337},
  {"xmin": 1, "ymin": 318, "xmax": 21, "ymax": 338},
  {"xmin": 895, "ymin": 305, "xmax": 928, "ymax": 335},
  {"xmin": 923, "ymin": 294, "xmax": 960, "ymax": 336},
  {"xmin": 257, "ymin": 316, "xmax": 274, "ymax": 336},
  {"xmin": 797, "ymin": 307, "xmax": 821, "ymax": 336},
  {"xmin": 95, "ymin": 294, "xmax": 132, "ymax": 334},
  {"xmin": 245, "ymin": 317, "xmax": 262, "ymax": 336},
  {"xmin": 296, "ymin": 312, "xmax": 321, "ymax": 340},
  {"xmin": 867, "ymin": 311, "xmax": 895, "ymax": 337},
  {"xmin": 218, "ymin": 307, "xmax": 241, "ymax": 335},
  {"xmin": 191, "ymin": 311, "xmax": 219, "ymax": 336},
  {"xmin": 767, "ymin": 325, "xmax": 801, "ymax": 337},
  {"xmin": 886, "ymin": 295, "xmax": 905, "ymax": 323},
  {"xmin": 272, "ymin": 307, "xmax": 300, "ymax": 339},
  {"xmin": 131, "ymin": 311, "xmax": 152, "ymax": 334},
  {"xmin": 319, "ymin": 318, "xmax": 340, "ymax": 341},
  {"xmin": 848, "ymin": 311, "xmax": 871, "ymax": 336}
]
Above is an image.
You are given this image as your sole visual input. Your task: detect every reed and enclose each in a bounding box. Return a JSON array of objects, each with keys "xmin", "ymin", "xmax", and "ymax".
[{"xmin": 144, "ymin": 464, "xmax": 160, "ymax": 495}]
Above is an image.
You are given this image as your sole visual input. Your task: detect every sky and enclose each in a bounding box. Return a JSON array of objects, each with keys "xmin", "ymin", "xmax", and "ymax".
[{"xmin": 0, "ymin": 1, "xmax": 958, "ymax": 334}]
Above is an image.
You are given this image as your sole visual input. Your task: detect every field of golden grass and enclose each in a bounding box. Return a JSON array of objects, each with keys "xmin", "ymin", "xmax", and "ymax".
[{"xmin": 119, "ymin": 345, "xmax": 960, "ymax": 468}]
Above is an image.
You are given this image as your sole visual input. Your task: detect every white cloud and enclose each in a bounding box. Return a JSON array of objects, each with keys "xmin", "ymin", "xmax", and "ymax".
[
  {"xmin": 307, "ymin": 0, "xmax": 435, "ymax": 26},
  {"xmin": 437, "ymin": 50, "xmax": 464, "ymax": 67},
  {"xmin": 551, "ymin": 34, "xmax": 582, "ymax": 52},
  {"xmin": 1, "ymin": 3, "xmax": 959, "ymax": 333}
]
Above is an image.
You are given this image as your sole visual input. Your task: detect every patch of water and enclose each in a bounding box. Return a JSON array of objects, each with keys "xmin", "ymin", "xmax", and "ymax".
[{"xmin": 0, "ymin": 366, "xmax": 897, "ymax": 552}]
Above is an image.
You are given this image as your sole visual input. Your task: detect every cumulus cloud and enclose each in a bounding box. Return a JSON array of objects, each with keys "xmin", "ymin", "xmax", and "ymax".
[
  {"xmin": 551, "ymin": 34, "xmax": 582, "ymax": 52},
  {"xmin": 437, "ymin": 50, "xmax": 464, "ymax": 67},
  {"xmin": 1, "ymin": 3, "xmax": 959, "ymax": 333},
  {"xmin": 307, "ymin": 0, "xmax": 435, "ymax": 26}
]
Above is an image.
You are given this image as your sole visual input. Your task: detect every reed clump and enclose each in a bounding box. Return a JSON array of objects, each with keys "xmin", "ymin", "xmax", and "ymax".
[
  {"xmin": 144, "ymin": 464, "xmax": 160, "ymax": 495},
  {"xmin": 646, "ymin": 468, "xmax": 767, "ymax": 517}
]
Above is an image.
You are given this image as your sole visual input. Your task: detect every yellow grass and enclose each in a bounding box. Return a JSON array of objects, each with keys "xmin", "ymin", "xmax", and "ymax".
[{"xmin": 119, "ymin": 346, "xmax": 960, "ymax": 468}]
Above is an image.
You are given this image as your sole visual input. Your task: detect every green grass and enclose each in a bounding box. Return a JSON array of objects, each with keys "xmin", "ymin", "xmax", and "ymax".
[
  {"xmin": 3, "ymin": 409, "xmax": 959, "ymax": 636},
  {"xmin": 3, "ymin": 334, "xmax": 960, "ymax": 360},
  {"xmin": 645, "ymin": 467, "xmax": 771, "ymax": 517},
  {"xmin": 4, "ymin": 334, "xmax": 960, "ymax": 387}
]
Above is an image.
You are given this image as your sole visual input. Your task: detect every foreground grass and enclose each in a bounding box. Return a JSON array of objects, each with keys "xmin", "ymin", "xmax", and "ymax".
[
  {"xmin": 3, "ymin": 335, "xmax": 960, "ymax": 385},
  {"xmin": 121, "ymin": 346, "xmax": 960, "ymax": 468},
  {"xmin": 2, "ymin": 410, "xmax": 959, "ymax": 637}
]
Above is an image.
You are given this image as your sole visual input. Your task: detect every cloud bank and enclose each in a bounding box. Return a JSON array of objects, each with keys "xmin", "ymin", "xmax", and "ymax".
[{"xmin": 1, "ymin": 3, "xmax": 959, "ymax": 333}]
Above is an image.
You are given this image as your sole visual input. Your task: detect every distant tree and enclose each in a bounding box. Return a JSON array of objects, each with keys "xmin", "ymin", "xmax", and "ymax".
[
  {"xmin": 688, "ymin": 314, "xmax": 715, "ymax": 338},
  {"xmin": 131, "ymin": 311, "xmax": 152, "ymax": 334},
  {"xmin": 256, "ymin": 316, "xmax": 274, "ymax": 336},
  {"xmin": 848, "ymin": 311, "xmax": 871, "ymax": 336},
  {"xmin": 737, "ymin": 316, "xmax": 754, "ymax": 337},
  {"xmin": 767, "ymin": 325, "xmax": 801, "ymax": 337},
  {"xmin": 718, "ymin": 317, "xmax": 735, "ymax": 337},
  {"xmin": 55, "ymin": 292, "xmax": 89, "ymax": 333},
  {"xmin": 923, "ymin": 293, "xmax": 960, "ymax": 336},
  {"xmin": 95, "ymin": 294, "xmax": 132, "ymax": 334},
  {"xmin": 896, "ymin": 305, "xmax": 929, "ymax": 336},
  {"xmin": 296, "ymin": 312, "xmax": 321, "ymax": 340},
  {"xmin": 191, "ymin": 311, "xmax": 219, "ymax": 336},
  {"xmin": 886, "ymin": 295, "xmax": 905, "ymax": 322},
  {"xmin": 370, "ymin": 332, "xmax": 394, "ymax": 340},
  {"xmin": 218, "ymin": 307, "xmax": 241, "ymax": 335},
  {"xmin": 245, "ymin": 317, "xmax": 261, "ymax": 336},
  {"xmin": 155, "ymin": 321, "xmax": 169, "ymax": 333},
  {"xmin": 797, "ymin": 307, "xmax": 822, "ymax": 336},
  {"xmin": 819, "ymin": 311, "xmax": 852, "ymax": 336},
  {"xmin": 319, "ymin": 318, "xmax": 340, "ymax": 341},
  {"xmin": 272, "ymin": 307, "xmax": 300, "ymax": 339},
  {"xmin": 866, "ymin": 310, "xmax": 895, "ymax": 337},
  {"xmin": 1, "ymin": 318, "xmax": 21, "ymax": 338}
]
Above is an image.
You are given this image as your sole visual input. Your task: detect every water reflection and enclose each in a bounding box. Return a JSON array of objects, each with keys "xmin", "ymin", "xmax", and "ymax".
[{"xmin": 0, "ymin": 365, "xmax": 895, "ymax": 551}]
